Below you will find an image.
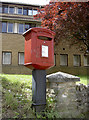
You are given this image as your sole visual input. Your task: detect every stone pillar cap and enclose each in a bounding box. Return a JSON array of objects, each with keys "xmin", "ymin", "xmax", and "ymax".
[{"xmin": 46, "ymin": 72, "xmax": 80, "ymax": 83}]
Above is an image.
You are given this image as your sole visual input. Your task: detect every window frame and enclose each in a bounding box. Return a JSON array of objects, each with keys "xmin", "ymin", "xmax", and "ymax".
[
  {"xmin": 73, "ymin": 54, "xmax": 81, "ymax": 67},
  {"xmin": 2, "ymin": 22, "xmax": 14, "ymax": 33},
  {"xmin": 2, "ymin": 22, "xmax": 7, "ymax": 33},
  {"xmin": 2, "ymin": 5, "xmax": 8, "ymax": 14},
  {"xmin": 23, "ymin": 7, "xmax": 28, "ymax": 15},
  {"xmin": 28, "ymin": 9, "xmax": 33, "ymax": 16},
  {"xmin": 28, "ymin": 8, "xmax": 38, "ymax": 16},
  {"xmin": 24, "ymin": 23, "xmax": 31, "ymax": 31},
  {"xmin": 0, "ymin": 6, "xmax": 2, "ymax": 13},
  {"xmin": 7, "ymin": 22, "xmax": 14, "ymax": 33},
  {"xmin": 18, "ymin": 23, "xmax": 24, "ymax": 34},
  {"xmin": 84, "ymin": 55, "xmax": 89, "ymax": 67},
  {"xmin": 9, "ymin": 6, "xmax": 15, "ymax": 14},
  {"xmin": 18, "ymin": 7, "xmax": 23, "ymax": 15},
  {"xmin": 2, "ymin": 51, "xmax": 12, "ymax": 65},
  {"xmin": 33, "ymin": 9, "xmax": 38, "ymax": 15},
  {"xmin": 18, "ymin": 52, "xmax": 24, "ymax": 65},
  {"xmin": 60, "ymin": 54, "xmax": 68, "ymax": 66}
]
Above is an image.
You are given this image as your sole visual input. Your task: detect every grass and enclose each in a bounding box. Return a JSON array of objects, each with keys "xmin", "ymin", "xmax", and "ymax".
[
  {"xmin": 77, "ymin": 75, "xmax": 89, "ymax": 85},
  {"xmin": 0, "ymin": 74, "xmax": 36, "ymax": 118}
]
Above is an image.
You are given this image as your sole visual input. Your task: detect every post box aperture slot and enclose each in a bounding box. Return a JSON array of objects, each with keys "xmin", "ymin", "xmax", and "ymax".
[
  {"xmin": 38, "ymin": 36, "xmax": 52, "ymax": 41},
  {"xmin": 42, "ymin": 45, "xmax": 48, "ymax": 58}
]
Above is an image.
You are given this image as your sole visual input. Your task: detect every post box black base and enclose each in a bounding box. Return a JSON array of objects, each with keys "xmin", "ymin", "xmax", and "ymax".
[
  {"xmin": 32, "ymin": 69, "xmax": 46, "ymax": 112},
  {"xmin": 32, "ymin": 104, "xmax": 46, "ymax": 113}
]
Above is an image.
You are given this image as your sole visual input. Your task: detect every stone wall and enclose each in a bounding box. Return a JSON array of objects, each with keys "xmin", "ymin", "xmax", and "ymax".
[
  {"xmin": 47, "ymin": 66, "xmax": 89, "ymax": 76},
  {"xmin": 2, "ymin": 65, "xmax": 32, "ymax": 75},
  {"xmin": 46, "ymin": 72, "xmax": 89, "ymax": 118},
  {"xmin": 76, "ymin": 83, "xmax": 89, "ymax": 118}
]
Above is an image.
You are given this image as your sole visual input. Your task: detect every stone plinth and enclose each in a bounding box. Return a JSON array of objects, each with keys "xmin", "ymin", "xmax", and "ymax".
[{"xmin": 46, "ymin": 72, "xmax": 80, "ymax": 118}]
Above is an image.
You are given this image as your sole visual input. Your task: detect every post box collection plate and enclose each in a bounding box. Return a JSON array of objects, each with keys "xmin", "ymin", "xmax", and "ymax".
[{"xmin": 42, "ymin": 45, "xmax": 48, "ymax": 58}]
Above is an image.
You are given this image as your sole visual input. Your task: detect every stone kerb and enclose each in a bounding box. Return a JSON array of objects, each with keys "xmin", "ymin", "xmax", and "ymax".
[{"xmin": 46, "ymin": 72, "xmax": 80, "ymax": 118}]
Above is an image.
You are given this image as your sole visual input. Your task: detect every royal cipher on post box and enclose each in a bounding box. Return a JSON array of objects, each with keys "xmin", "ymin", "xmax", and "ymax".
[{"xmin": 23, "ymin": 27, "xmax": 55, "ymax": 70}]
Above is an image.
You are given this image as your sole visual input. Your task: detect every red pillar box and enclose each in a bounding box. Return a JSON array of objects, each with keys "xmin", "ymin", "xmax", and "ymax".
[{"xmin": 23, "ymin": 27, "xmax": 55, "ymax": 70}]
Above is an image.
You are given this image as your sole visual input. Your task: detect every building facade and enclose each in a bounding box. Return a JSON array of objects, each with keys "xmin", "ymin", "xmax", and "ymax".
[
  {"xmin": 0, "ymin": 1, "xmax": 41, "ymax": 74},
  {"xmin": 47, "ymin": 39, "xmax": 89, "ymax": 76},
  {"xmin": 0, "ymin": 1, "xmax": 89, "ymax": 75}
]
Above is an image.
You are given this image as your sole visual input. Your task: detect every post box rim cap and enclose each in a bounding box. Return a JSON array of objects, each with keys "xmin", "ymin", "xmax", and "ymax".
[{"xmin": 23, "ymin": 27, "xmax": 55, "ymax": 37}]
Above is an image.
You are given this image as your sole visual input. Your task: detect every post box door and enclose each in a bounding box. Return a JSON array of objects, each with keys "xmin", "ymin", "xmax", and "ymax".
[{"xmin": 36, "ymin": 35, "xmax": 54, "ymax": 65}]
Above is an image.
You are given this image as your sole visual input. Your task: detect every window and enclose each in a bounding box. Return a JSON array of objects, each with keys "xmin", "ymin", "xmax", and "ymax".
[
  {"xmin": 2, "ymin": 22, "xmax": 36, "ymax": 33},
  {"xmin": 8, "ymin": 23, "xmax": 13, "ymax": 33},
  {"xmin": 84, "ymin": 55, "xmax": 89, "ymax": 66},
  {"xmin": 2, "ymin": 22, "xmax": 14, "ymax": 33},
  {"xmin": 23, "ymin": 8, "xmax": 28, "ymax": 15},
  {"xmin": 2, "ymin": 52, "xmax": 11, "ymax": 65},
  {"xmin": 18, "ymin": 24, "xmax": 24, "ymax": 33},
  {"xmin": 2, "ymin": 5, "xmax": 8, "ymax": 13},
  {"xmin": 9, "ymin": 7, "xmax": 14, "ymax": 14},
  {"xmin": 18, "ymin": 52, "xmax": 24, "ymax": 65},
  {"xmin": 2, "ymin": 22, "xmax": 7, "ymax": 32},
  {"xmin": 28, "ymin": 9, "xmax": 32, "ymax": 15},
  {"xmin": 33, "ymin": 9, "xmax": 38, "ymax": 15},
  {"xmin": 60, "ymin": 54, "xmax": 68, "ymax": 66},
  {"xmin": 0, "ymin": 6, "xmax": 2, "ymax": 13},
  {"xmin": 73, "ymin": 55, "xmax": 81, "ymax": 66},
  {"xmin": 25, "ymin": 24, "xmax": 31, "ymax": 31},
  {"xmin": 18, "ymin": 7, "xmax": 22, "ymax": 15}
]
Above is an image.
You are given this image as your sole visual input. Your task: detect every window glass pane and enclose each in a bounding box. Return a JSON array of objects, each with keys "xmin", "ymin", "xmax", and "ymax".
[
  {"xmin": 3, "ymin": 52, "xmax": 11, "ymax": 64},
  {"xmin": 18, "ymin": 52, "xmax": 24, "ymax": 65},
  {"xmin": 18, "ymin": 7, "xmax": 22, "ymax": 14},
  {"xmin": 33, "ymin": 9, "xmax": 38, "ymax": 15},
  {"xmin": 23, "ymin": 8, "xmax": 28, "ymax": 15},
  {"xmin": 0, "ymin": 6, "xmax": 2, "ymax": 13},
  {"xmin": 9, "ymin": 7, "xmax": 14, "ymax": 14},
  {"xmin": 28, "ymin": 9, "xmax": 32, "ymax": 15},
  {"xmin": 25, "ymin": 24, "xmax": 31, "ymax": 31},
  {"xmin": 2, "ymin": 22, "xmax": 7, "ymax": 32},
  {"xmin": 84, "ymin": 55, "xmax": 89, "ymax": 66},
  {"xmin": 60, "ymin": 54, "xmax": 68, "ymax": 66},
  {"xmin": 8, "ymin": 23, "xmax": 13, "ymax": 33},
  {"xmin": 18, "ymin": 24, "xmax": 24, "ymax": 33},
  {"xmin": 73, "ymin": 55, "xmax": 81, "ymax": 66},
  {"xmin": 3, "ymin": 5, "xmax": 8, "ymax": 13}
]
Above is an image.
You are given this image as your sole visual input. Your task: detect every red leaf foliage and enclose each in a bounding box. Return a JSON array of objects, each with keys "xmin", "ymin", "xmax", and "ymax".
[{"xmin": 34, "ymin": 2, "xmax": 89, "ymax": 51}]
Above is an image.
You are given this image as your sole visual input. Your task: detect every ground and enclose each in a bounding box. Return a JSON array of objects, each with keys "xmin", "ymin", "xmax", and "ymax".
[{"xmin": 0, "ymin": 74, "xmax": 89, "ymax": 119}]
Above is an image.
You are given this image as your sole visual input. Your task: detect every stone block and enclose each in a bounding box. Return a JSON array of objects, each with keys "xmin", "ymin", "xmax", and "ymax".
[{"xmin": 46, "ymin": 72, "xmax": 80, "ymax": 83}]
